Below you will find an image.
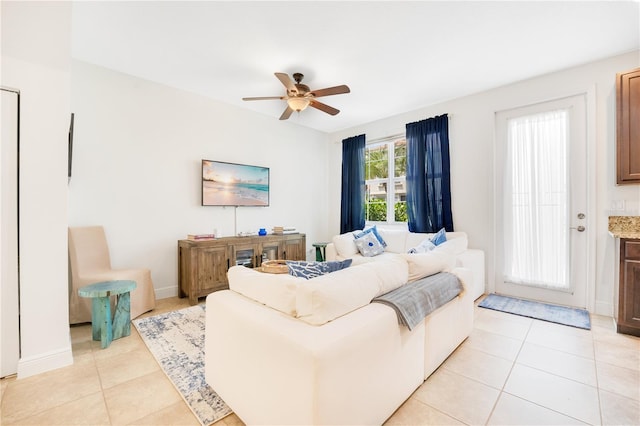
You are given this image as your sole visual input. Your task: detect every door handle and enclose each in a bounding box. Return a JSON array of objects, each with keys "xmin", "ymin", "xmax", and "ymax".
[{"xmin": 570, "ymin": 226, "xmax": 586, "ymax": 232}]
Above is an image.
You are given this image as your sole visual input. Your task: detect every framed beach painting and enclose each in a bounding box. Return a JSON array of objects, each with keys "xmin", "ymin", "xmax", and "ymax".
[{"xmin": 202, "ymin": 159, "xmax": 269, "ymax": 207}]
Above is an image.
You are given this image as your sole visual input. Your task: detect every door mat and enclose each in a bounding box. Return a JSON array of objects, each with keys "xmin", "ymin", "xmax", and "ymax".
[{"xmin": 478, "ymin": 294, "xmax": 591, "ymax": 330}]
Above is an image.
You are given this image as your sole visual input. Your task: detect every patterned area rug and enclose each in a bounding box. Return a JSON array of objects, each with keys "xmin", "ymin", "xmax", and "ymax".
[
  {"xmin": 133, "ymin": 305, "xmax": 232, "ymax": 425},
  {"xmin": 478, "ymin": 294, "xmax": 591, "ymax": 330}
]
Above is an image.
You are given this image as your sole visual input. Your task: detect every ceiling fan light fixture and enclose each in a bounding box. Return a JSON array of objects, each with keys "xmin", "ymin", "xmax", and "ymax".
[
  {"xmin": 243, "ymin": 72, "xmax": 349, "ymax": 120},
  {"xmin": 287, "ymin": 97, "xmax": 310, "ymax": 112}
]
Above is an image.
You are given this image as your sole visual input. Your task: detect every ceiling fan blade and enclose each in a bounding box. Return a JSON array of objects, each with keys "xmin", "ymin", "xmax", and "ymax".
[
  {"xmin": 242, "ymin": 96, "xmax": 286, "ymax": 101},
  {"xmin": 275, "ymin": 73, "xmax": 296, "ymax": 94},
  {"xmin": 310, "ymin": 100, "xmax": 339, "ymax": 116},
  {"xmin": 279, "ymin": 106, "xmax": 294, "ymax": 120},
  {"xmin": 310, "ymin": 85, "xmax": 350, "ymax": 98}
]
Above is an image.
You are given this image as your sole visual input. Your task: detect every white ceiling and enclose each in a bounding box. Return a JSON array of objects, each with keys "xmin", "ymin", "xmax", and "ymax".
[{"xmin": 71, "ymin": 1, "xmax": 640, "ymax": 133}]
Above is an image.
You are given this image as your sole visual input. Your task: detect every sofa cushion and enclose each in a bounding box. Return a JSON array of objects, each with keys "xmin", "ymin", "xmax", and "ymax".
[
  {"xmin": 296, "ymin": 257, "xmax": 409, "ymax": 325},
  {"xmin": 354, "ymin": 232, "xmax": 385, "ymax": 257},
  {"xmin": 378, "ymin": 228, "xmax": 408, "ymax": 254},
  {"xmin": 332, "ymin": 231, "xmax": 360, "ymax": 257},
  {"xmin": 408, "ymin": 238, "xmax": 436, "ymax": 254},
  {"xmin": 404, "ymin": 232, "xmax": 468, "ymax": 255},
  {"xmin": 346, "ymin": 252, "xmax": 401, "ymax": 266},
  {"xmin": 287, "ymin": 259, "xmax": 353, "ymax": 279},
  {"xmin": 432, "ymin": 237, "xmax": 467, "ymax": 256},
  {"xmin": 400, "ymin": 251, "xmax": 456, "ymax": 282},
  {"xmin": 227, "ymin": 265, "xmax": 305, "ymax": 316},
  {"xmin": 404, "ymin": 232, "xmax": 428, "ymax": 250}
]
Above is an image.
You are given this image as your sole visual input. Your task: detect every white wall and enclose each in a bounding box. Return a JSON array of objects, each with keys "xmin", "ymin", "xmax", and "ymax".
[
  {"xmin": 329, "ymin": 51, "xmax": 640, "ymax": 316},
  {"xmin": 1, "ymin": 2, "xmax": 74, "ymax": 377},
  {"xmin": 69, "ymin": 61, "xmax": 330, "ymax": 298}
]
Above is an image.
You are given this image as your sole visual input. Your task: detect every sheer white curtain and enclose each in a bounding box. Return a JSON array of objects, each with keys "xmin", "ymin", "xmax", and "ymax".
[{"xmin": 503, "ymin": 109, "xmax": 570, "ymax": 289}]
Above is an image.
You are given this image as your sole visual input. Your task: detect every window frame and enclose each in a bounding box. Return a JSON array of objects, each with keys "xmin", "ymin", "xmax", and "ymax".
[{"xmin": 365, "ymin": 135, "xmax": 406, "ymax": 225}]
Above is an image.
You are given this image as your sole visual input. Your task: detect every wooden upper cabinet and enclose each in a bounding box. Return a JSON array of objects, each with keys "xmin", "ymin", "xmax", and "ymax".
[{"xmin": 616, "ymin": 67, "xmax": 640, "ymax": 184}]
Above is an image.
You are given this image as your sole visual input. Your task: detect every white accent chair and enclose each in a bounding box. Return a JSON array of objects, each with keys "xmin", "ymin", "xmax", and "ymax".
[{"xmin": 68, "ymin": 226, "xmax": 156, "ymax": 324}]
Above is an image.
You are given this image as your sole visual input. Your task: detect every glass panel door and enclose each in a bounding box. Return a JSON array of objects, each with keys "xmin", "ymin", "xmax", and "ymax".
[
  {"xmin": 495, "ymin": 94, "xmax": 589, "ymax": 308},
  {"xmin": 233, "ymin": 244, "xmax": 256, "ymax": 268},
  {"xmin": 261, "ymin": 244, "xmax": 279, "ymax": 264},
  {"xmin": 503, "ymin": 110, "xmax": 570, "ymax": 290}
]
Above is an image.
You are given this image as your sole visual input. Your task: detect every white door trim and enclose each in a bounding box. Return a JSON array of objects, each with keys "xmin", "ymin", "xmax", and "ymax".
[{"xmin": 491, "ymin": 88, "xmax": 596, "ymax": 311}]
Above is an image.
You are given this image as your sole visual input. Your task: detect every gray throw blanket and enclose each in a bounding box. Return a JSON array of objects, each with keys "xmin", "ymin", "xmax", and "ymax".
[{"xmin": 372, "ymin": 272, "xmax": 462, "ymax": 330}]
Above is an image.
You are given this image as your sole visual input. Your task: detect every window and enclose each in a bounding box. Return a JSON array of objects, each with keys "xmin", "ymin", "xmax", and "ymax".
[{"xmin": 365, "ymin": 137, "xmax": 407, "ymax": 223}]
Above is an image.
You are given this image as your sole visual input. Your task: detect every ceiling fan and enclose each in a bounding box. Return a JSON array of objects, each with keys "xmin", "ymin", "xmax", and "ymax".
[{"xmin": 242, "ymin": 72, "xmax": 350, "ymax": 120}]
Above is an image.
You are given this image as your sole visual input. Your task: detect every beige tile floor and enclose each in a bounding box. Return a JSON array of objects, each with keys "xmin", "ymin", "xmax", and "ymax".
[{"xmin": 1, "ymin": 296, "xmax": 639, "ymax": 425}]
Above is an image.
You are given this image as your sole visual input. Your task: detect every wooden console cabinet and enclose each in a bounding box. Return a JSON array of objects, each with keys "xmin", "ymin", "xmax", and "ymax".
[
  {"xmin": 618, "ymin": 239, "xmax": 640, "ymax": 336},
  {"xmin": 616, "ymin": 67, "xmax": 640, "ymax": 184},
  {"xmin": 178, "ymin": 233, "xmax": 306, "ymax": 305}
]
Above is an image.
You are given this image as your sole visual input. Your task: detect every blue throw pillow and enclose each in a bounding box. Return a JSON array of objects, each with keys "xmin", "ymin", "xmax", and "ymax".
[
  {"xmin": 356, "ymin": 225, "xmax": 387, "ymax": 247},
  {"xmin": 323, "ymin": 258, "xmax": 353, "ymax": 273},
  {"xmin": 354, "ymin": 231, "xmax": 385, "ymax": 257},
  {"xmin": 286, "ymin": 259, "xmax": 353, "ymax": 279},
  {"xmin": 430, "ymin": 228, "xmax": 447, "ymax": 246}
]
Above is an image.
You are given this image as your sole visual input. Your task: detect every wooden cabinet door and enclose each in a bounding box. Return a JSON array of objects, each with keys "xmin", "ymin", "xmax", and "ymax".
[
  {"xmin": 621, "ymin": 260, "xmax": 640, "ymax": 326},
  {"xmin": 281, "ymin": 236, "xmax": 306, "ymax": 260},
  {"xmin": 619, "ymin": 240, "xmax": 640, "ymax": 336},
  {"xmin": 197, "ymin": 245, "xmax": 229, "ymax": 292},
  {"xmin": 616, "ymin": 67, "xmax": 640, "ymax": 184}
]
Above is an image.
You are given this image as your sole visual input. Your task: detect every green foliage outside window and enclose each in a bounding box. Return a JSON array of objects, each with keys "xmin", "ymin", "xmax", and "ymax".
[
  {"xmin": 366, "ymin": 201, "xmax": 408, "ymax": 222},
  {"xmin": 395, "ymin": 201, "xmax": 407, "ymax": 222},
  {"xmin": 366, "ymin": 200, "xmax": 387, "ymax": 221},
  {"xmin": 394, "ymin": 141, "xmax": 406, "ymax": 177},
  {"xmin": 365, "ymin": 138, "xmax": 407, "ymax": 223},
  {"xmin": 365, "ymin": 145, "xmax": 388, "ymax": 180}
]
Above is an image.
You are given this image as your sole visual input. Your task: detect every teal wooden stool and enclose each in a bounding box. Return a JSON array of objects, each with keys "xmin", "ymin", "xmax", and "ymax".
[
  {"xmin": 78, "ymin": 280, "xmax": 136, "ymax": 349},
  {"xmin": 312, "ymin": 242, "xmax": 329, "ymax": 261}
]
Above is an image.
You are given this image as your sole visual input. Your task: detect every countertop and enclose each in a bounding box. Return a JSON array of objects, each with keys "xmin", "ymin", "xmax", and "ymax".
[{"xmin": 608, "ymin": 216, "xmax": 640, "ymax": 239}]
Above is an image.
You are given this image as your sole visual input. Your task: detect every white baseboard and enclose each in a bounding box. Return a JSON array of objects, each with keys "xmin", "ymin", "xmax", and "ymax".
[
  {"xmin": 155, "ymin": 285, "xmax": 179, "ymax": 300},
  {"xmin": 594, "ymin": 300, "xmax": 613, "ymax": 317},
  {"xmin": 17, "ymin": 345, "xmax": 73, "ymax": 379}
]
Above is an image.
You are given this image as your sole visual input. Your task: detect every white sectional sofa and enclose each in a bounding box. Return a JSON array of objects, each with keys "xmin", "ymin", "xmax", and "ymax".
[
  {"xmin": 326, "ymin": 228, "xmax": 486, "ymax": 300},
  {"xmin": 205, "ymin": 236, "xmax": 481, "ymax": 425}
]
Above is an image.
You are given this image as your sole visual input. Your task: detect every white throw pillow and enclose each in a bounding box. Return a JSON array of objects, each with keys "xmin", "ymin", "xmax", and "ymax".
[
  {"xmin": 400, "ymin": 251, "xmax": 456, "ymax": 282},
  {"xmin": 295, "ymin": 257, "xmax": 409, "ymax": 325},
  {"xmin": 227, "ymin": 265, "xmax": 305, "ymax": 316},
  {"xmin": 332, "ymin": 231, "xmax": 360, "ymax": 257}
]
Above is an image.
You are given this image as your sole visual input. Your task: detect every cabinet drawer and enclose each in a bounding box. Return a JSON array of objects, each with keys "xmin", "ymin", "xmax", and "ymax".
[{"xmin": 624, "ymin": 240, "xmax": 640, "ymax": 260}]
